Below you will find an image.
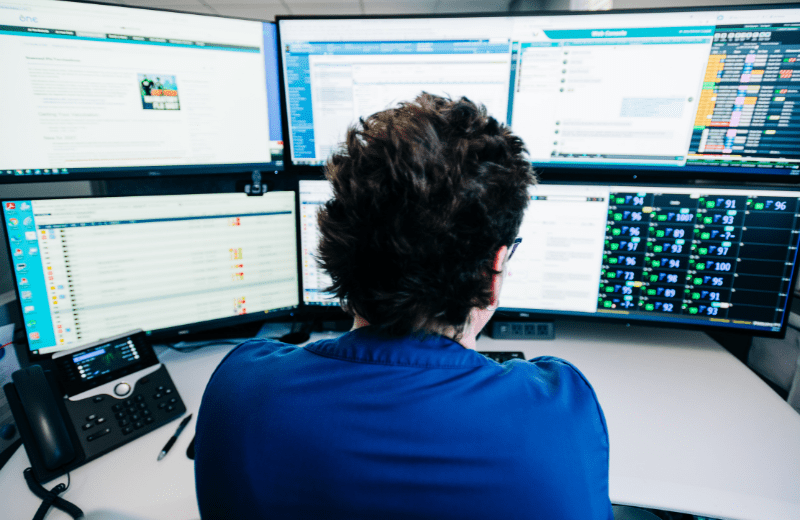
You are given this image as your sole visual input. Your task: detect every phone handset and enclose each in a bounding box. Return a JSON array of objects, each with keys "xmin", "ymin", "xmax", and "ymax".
[{"xmin": 12, "ymin": 365, "xmax": 76, "ymax": 470}]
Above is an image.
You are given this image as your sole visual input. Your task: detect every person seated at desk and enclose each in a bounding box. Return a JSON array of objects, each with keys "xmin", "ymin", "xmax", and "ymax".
[{"xmin": 194, "ymin": 93, "xmax": 612, "ymax": 519}]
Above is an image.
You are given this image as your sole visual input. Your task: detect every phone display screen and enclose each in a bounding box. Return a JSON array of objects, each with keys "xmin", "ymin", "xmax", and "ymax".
[{"xmin": 53, "ymin": 332, "xmax": 158, "ymax": 397}]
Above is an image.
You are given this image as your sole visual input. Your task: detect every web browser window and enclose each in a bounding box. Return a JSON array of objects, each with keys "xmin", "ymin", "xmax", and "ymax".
[
  {"xmin": 3, "ymin": 193, "xmax": 299, "ymax": 355},
  {"xmin": 298, "ymin": 180, "xmax": 338, "ymax": 306},
  {"xmin": 0, "ymin": 0, "xmax": 283, "ymax": 177},
  {"xmin": 280, "ymin": 8, "xmax": 800, "ymax": 177}
]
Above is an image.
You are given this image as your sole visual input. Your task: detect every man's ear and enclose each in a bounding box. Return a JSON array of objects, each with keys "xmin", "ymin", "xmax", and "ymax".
[
  {"xmin": 488, "ymin": 245, "xmax": 509, "ymax": 308},
  {"xmin": 492, "ymin": 245, "xmax": 509, "ymax": 272}
]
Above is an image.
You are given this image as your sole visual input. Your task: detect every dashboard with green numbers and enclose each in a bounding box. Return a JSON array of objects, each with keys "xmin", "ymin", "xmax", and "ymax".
[{"xmin": 498, "ymin": 183, "xmax": 800, "ymax": 335}]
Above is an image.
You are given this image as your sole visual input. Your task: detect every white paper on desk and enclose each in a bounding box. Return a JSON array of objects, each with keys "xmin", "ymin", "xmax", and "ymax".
[{"xmin": 0, "ymin": 323, "xmax": 21, "ymax": 453}]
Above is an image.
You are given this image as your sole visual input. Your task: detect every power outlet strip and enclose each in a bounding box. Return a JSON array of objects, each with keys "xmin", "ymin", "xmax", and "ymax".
[{"xmin": 488, "ymin": 321, "xmax": 554, "ymax": 340}]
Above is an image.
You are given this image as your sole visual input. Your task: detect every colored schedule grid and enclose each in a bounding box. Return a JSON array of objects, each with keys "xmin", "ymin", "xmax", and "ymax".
[{"xmin": 687, "ymin": 24, "xmax": 800, "ymax": 172}]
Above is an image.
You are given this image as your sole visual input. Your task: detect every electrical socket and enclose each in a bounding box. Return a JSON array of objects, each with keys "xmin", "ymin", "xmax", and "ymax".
[{"xmin": 488, "ymin": 321, "xmax": 554, "ymax": 340}]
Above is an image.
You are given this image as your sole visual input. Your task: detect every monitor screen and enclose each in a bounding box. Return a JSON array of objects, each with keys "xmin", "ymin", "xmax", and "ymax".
[
  {"xmin": 299, "ymin": 179, "xmax": 338, "ymax": 306},
  {"xmin": 0, "ymin": 0, "xmax": 283, "ymax": 182},
  {"xmin": 297, "ymin": 179, "xmax": 800, "ymax": 336},
  {"xmin": 500, "ymin": 183, "xmax": 800, "ymax": 336},
  {"xmin": 279, "ymin": 6, "xmax": 800, "ymax": 178},
  {"xmin": 2, "ymin": 192, "xmax": 299, "ymax": 356}
]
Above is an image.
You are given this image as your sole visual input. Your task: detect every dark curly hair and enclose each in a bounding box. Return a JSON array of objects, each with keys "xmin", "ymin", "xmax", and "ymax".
[{"xmin": 317, "ymin": 93, "xmax": 536, "ymax": 337}]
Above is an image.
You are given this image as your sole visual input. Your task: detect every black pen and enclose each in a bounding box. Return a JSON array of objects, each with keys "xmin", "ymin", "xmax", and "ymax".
[{"xmin": 158, "ymin": 414, "xmax": 193, "ymax": 461}]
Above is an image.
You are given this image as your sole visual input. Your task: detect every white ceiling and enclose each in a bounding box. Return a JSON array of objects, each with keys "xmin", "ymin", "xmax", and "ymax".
[
  {"xmin": 84, "ymin": 0, "xmax": 800, "ymax": 23},
  {"xmin": 88, "ymin": 0, "xmax": 518, "ymax": 21}
]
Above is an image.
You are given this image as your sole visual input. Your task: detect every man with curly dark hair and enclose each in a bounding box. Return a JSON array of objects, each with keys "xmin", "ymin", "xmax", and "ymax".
[{"xmin": 195, "ymin": 93, "xmax": 612, "ymax": 519}]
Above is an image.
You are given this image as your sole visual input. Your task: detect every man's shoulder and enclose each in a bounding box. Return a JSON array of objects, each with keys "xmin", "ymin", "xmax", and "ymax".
[
  {"xmin": 208, "ymin": 338, "xmax": 298, "ymax": 386},
  {"xmin": 504, "ymin": 355, "xmax": 594, "ymax": 390},
  {"xmin": 502, "ymin": 356, "xmax": 608, "ymax": 437}
]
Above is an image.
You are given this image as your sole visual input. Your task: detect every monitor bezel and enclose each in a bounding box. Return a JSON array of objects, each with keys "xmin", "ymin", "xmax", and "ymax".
[
  {"xmin": 0, "ymin": 0, "xmax": 285, "ymax": 184},
  {"xmin": 495, "ymin": 179, "xmax": 800, "ymax": 339},
  {"xmin": 276, "ymin": 3, "xmax": 800, "ymax": 183},
  {"xmin": 1, "ymin": 191, "xmax": 300, "ymax": 361},
  {"xmin": 289, "ymin": 175, "xmax": 800, "ymax": 339}
]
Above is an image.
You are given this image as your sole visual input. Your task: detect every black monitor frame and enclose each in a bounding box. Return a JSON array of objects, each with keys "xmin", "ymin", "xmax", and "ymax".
[
  {"xmin": 1, "ymin": 191, "xmax": 300, "ymax": 361},
  {"xmin": 293, "ymin": 175, "xmax": 800, "ymax": 339},
  {"xmin": 0, "ymin": 0, "xmax": 285, "ymax": 184},
  {"xmin": 495, "ymin": 179, "xmax": 800, "ymax": 339},
  {"xmin": 276, "ymin": 4, "xmax": 800, "ymax": 184}
]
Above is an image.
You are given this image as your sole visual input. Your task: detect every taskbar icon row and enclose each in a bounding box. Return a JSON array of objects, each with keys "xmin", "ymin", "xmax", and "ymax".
[{"xmin": 2, "ymin": 169, "xmax": 69, "ymax": 176}]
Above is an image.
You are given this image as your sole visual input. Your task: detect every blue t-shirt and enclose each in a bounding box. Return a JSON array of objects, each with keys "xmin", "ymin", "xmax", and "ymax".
[{"xmin": 195, "ymin": 327, "xmax": 612, "ymax": 519}]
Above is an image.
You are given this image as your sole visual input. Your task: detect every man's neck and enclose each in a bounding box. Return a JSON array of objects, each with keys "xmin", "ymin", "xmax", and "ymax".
[{"xmin": 351, "ymin": 314, "xmax": 478, "ymax": 350}]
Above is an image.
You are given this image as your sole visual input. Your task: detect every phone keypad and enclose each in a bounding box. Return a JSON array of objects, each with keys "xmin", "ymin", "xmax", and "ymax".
[{"xmin": 65, "ymin": 365, "xmax": 186, "ymax": 459}]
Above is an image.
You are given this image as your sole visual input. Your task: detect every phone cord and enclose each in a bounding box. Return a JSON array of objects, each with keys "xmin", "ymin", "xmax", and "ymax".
[{"xmin": 24, "ymin": 468, "xmax": 84, "ymax": 519}]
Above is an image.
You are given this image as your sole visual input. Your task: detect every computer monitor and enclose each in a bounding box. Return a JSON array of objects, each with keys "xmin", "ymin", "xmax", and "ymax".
[
  {"xmin": 298, "ymin": 179, "xmax": 338, "ymax": 307},
  {"xmin": 297, "ymin": 179, "xmax": 800, "ymax": 337},
  {"xmin": 499, "ymin": 183, "xmax": 800, "ymax": 337},
  {"xmin": 2, "ymin": 192, "xmax": 300, "ymax": 357},
  {"xmin": 278, "ymin": 5, "xmax": 800, "ymax": 179},
  {"xmin": 0, "ymin": 0, "xmax": 283, "ymax": 183}
]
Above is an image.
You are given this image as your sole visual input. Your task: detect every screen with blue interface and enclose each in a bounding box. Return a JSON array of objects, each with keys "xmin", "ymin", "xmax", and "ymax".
[
  {"xmin": 0, "ymin": 0, "xmax": 283, "ymax": 182},
  {"xmin": 299, "ymin": 179, "xmax": 800, "ymax": 335},
  {"xmin": 2, "ymin": 193, "xmax": 299, "ymax": 356},
  {"xmin": 299, "ymin": 180, "xmax": 337, "ymax": 306},
  {"xmin": 279, "ymin": 6, "xmax": 800, "ymax": 177}
]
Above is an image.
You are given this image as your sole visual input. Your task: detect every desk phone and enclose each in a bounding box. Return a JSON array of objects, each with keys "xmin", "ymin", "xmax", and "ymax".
[{"xmin": 4, "ymin": 330, "xmax": 186, "ymax": 483}]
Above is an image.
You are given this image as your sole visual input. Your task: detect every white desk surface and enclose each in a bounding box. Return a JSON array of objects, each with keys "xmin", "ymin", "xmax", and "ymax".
[{"xmin": 1, "ymin": 321, "xmax": 799, "ymax": 520}]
